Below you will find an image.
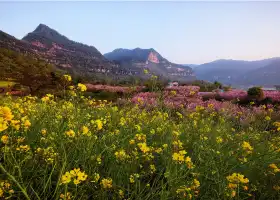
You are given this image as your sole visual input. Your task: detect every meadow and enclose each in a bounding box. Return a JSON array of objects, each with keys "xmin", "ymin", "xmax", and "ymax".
[{"xmin": 0, "ymin": 77, "xmax": 280, "ymax": 199}]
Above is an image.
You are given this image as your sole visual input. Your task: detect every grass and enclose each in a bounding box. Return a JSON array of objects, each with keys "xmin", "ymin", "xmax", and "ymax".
[{"xmin": 0, "ymin": 88, "xmax": 280, "ymax": 199}]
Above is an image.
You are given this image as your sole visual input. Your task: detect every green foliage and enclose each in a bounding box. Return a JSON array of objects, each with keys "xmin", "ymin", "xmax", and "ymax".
[
  {"xmin": 187, "ymin": 80, "xmax": 220, "ymax": 92},
  {"xmin": 143, "ymin": 78, "xmax": 168, "ymax": 92},
  {"xmin": 0, "ymin": 48, "xmax": 64, "ymax": 95},
  {"xmin": 84, "ymin": 91, "xmax": 123, "ymax": 101},
  {"xmin": 247, "ymin": 87, "xmax": 264, "ymax": 99},
  {"xmin": 223, "ymin": 85, "xmax": 232, "ymax": 92},
  {"xmin": 214, "ymin": 81, "xmax": 223, "ymax": 89}
]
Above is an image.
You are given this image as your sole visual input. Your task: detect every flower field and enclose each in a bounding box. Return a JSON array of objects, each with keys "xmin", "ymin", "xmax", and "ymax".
[{"xmin": 1, "ymin": 83, "xmax": 280, "ymax": 199}]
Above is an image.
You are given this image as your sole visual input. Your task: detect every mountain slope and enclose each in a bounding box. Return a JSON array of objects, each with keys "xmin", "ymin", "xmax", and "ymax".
[
  {"xmin": 194, "ymin": 58, "xmax": 280, "ymax": 85},
  {"xmin": 104, "ymin": 48, "xmax": 195, "ymax": 80},
  {"xmin": 239, "ymin": 60, "xmax": 280, "ymax": 86},
  {"xmin": 21, "ymin": 24, "xmax": 119, "ymax": 76},
  {"xmin": 22, "ymin": 24, "xmax": 102, "ymax": 58},
  {"xmin": 1, "ymin": 24, "xmax": 133, "ymax": 81}
]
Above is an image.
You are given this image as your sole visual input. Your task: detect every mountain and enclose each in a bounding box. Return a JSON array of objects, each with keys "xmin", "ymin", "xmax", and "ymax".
[
  {"xmin": 239, "ymin": 59, "xmax": 280, "ymax": 86},
  {"xmin": 21, "ymin": 24, "xmax": 120, "ymax": 76},
  {"xmin": 1, "ymin": 24, "xmax": 194, "ymax": 82},
  {"xmin": 193, "ymin": 58, "xmax": 280, "ymax": 86},
  {"xmin": 181, "ymin": 64, "xmax": 198, "ymax": 68},
  {"xmin": 1, "ymin": 24, "xmax": 131, "ymax": 80},
  {"xmin": 104, "ymin": 48, "xmax": 195, "ymax": 81}
]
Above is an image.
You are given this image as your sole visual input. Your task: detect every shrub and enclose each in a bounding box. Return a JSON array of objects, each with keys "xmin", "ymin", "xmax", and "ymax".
[
  {"xmin": 143, "ymin": 79, "xmax": 167, "ymax": 92},
  {"xmin": 247, "ymin": 87, "xmax": 264, "ymax": 99}
]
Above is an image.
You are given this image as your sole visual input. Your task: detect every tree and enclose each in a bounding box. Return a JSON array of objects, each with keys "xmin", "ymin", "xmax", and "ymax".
[
  {"xmin": 0, "ymin": 48, "xmax": 62, "ymax": 95},
  {"xmin": 247, "ymin": 87, "xmax": 264, "ymax": 100},
  {"xmin": 214, "ymin": 81, "xmax": 222, "ymax": 89}
]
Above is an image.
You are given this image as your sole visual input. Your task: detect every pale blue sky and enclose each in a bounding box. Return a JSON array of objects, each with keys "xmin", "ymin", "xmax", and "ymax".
[{"xmin": 0, "ymin": 1, "xmax": 280, "ymax": 64}]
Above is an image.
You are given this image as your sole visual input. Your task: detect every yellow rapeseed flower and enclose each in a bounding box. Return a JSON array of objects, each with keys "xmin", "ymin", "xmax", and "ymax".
[
  {"xmin": 265, "ymin": 116, "xmax": 271, "ymax": 121},
  {"xmin": 226, "ymin": 173, "xmax": 249, "ymax": 184},
  {"xmin": 0, "ymin": 120, "xmax": 8, "ymax": 132},
  {"xmin": 82, "ymin": 126, "xmax": 90, "ymax": 135},
  {"xmin": 61, "ymin": 168, "xmax": 87, "ymax": 185},
  {"xmin": 24, "ymin": 120, "xmax": 31, "ymax": 129},
  {"xmin": 1, "ymin": 135, "xmax": 9, "ymax": 144},
  {"xmin": 100, "ymin": 178, "xmax": 113, "ymax": 189},
  {"xmin": 63, "ymin": 74, "xmax": 72, "ymax": 82},
  {"xmin": 137, "ymin": 142, "xmax": 150, "ymax": 153},
  {"xmin": 77, "ymin": 83, "xmax": 87, "ymax": 92},
  {"xmin": 16, "ymin": 145, "xmax": 30, "ymax": 152},
  {"xmin": 91, "ymin": 173, "xmax": 100, "ymax": 183},
  {"xmin": 241, "ymin": 141, "xmax": 253, "ymax": 154},
  {"xmin": 119, "ymin": 190, "xmax": 124, "ymax": 198},
  {"xmin": 65, "ymin": 130, "xmax": 75, "ymax": 138},
  {"xmin": 216, "ymin": 136, "xmax": 223, "ymax": 144},
  {"xmin": 60, "ymin": 192, "xmax": 71, "ymax": 200},
  {"xmin": 61, "ymin": 172, "xmax": 72, "ymax": 184},
  {"xmin": 269, "ymin": 163, "xmax": 280, "ymax": 173},
  {"xmin": 0, "ymin": 106, "xmax": 14, "ymax": 121},
  {"xmin": 41, "ymin": 129, "xmax": 47, "ymax": 136},
  {"xmin": 115, "ymin": 149, "xmax": 128, "ymax": 160},
  {"xmin": 95, "ymin": 120, "xmax": 103, "ymax": 130}
]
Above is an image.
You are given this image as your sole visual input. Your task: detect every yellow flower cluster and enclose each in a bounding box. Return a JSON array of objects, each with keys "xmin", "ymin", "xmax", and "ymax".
[
  {"xmin": 77, "ymin": 83, "xmax": 87, "ymax": 92},
  {"xmin": 241, "ymin": 141, "xmax": 253, "ymax": 154},
  {"xmin": 91, "ymin": 173, "xmax": 100, "ymax": 183},
  {"xmin": 41, "ymin": 94, "xmax": 54, "ymax": 103},
  {"xmin": 216, "ymin": 136, "xmax": 223, "ymax": 144},
  {"xmin": 172, "ymin": 150, "xmax": 194, "ymax": 168},
  {"xmin": 137, "ymin": 142, "xmax": 150, "ymax": 153},
  {"xmin": 226, "ymin": 173, "xmax": 249, "ymax": 197},
  {"xmin": 0, "ymin": 180, "xmax": 14, "ymax": 198},
  {"xmin": 1, "ymin": 135, "xmax": 9, "ymax": 144},
  {"xmin": 176, "ymin": 179, "xmax": 200, "ymax": 199},
  {"xmin": 16, "ymin": 145, "xmax": 30, "ymax": 152},
  {"xmin": 65, "ymin": 129, "xmax": 75, "ymax": 138},
  {"xmin": 60, "ymin": 192, "xmax": 71, "ymax": 200},
  {"xmin": 95, "ymin": 119, "xmax": 103, "ymax": 130},
  {"xmin": 100, "ymin": 178, "xmax": 113, "ymax": 189},
  {"xmin": 170, "ymin": 90, "xmax": 177, "ymax": 96},
  {"xmin": 61, "ymin": 168, "xmax": 88, "ymax": 185},
  {"xmin": 81, "ymin": 126, "xmax": 91, "ymax": 136},
  {"xmin": 115, "ymin": 149, "xmax": 129, "ymax": 161},
  {"xmin": 135, "ymin": 133, "xmax": 146, "ymax": 142},
  {"xmin": 36, "ymin": 147, "xmax": 58, "ymax": 164},
  {"xmin": 129, "ymin": 174, "xmax": 140, "ymax": 184},
  {"xmin": 273, "ymin": 122, "xmax": 280, "ymax": 131},
  {"xmin": 63, "ymin": 74, "xmax": 72, "ymax": 82},
  {"xmin": 1, "ymin": 86, "xmax": 280, "ymax": 199},
  {"xmin": 0, "ymin": 106, "xmax": 14, "ymax": 132},
  {"xmin": 269, "ymin": 163, "xmax": 280, "ymax": 174}
]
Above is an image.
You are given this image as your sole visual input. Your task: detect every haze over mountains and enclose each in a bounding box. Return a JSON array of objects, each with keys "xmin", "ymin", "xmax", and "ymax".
[
  {"xmin": 192, "ymin": 58, "xmax": 280, "ymax": 87},
  {"xmin": 0, "ymin": 23, "xmax": 279, "ymax": 86}
]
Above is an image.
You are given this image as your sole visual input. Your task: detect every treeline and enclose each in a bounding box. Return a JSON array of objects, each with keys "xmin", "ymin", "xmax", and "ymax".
[{"xmin": 0, "ymin": 48, "xmax": 64, "ymax": 95}]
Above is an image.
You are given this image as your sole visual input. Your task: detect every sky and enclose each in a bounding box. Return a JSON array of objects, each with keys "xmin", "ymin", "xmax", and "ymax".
[{"xmin": 0, "ymin": 1, "xmax": 280, "ymax": 64}]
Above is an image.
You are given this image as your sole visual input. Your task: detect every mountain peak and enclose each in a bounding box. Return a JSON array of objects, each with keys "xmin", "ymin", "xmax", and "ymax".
[
  {"xmin": 34, "ymin": 24, "xmax": 49, "ymax": 32},
  {"xmin": 22, "ymin": 23, "xmax": 71, "ymax": 45},
  {"xmin": 31, "ymin": 23, "xmax": 64, "ymax": 39}
]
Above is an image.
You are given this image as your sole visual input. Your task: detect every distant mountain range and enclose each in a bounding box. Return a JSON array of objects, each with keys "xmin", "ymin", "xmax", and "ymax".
[
  {"xmin": 104, "ymin": 48, "xmax": 195, "ymax": 81},
  {"xmin": 0, "ymin": 24, "xmax": 195, "ymax": 81},
  {"xmin": 191, "ymin": 58, "xmax": 280, "ymax": 87},
  {"xmin": 0, "ymin": 23, "xmax": 279, "ymax": 86}
]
